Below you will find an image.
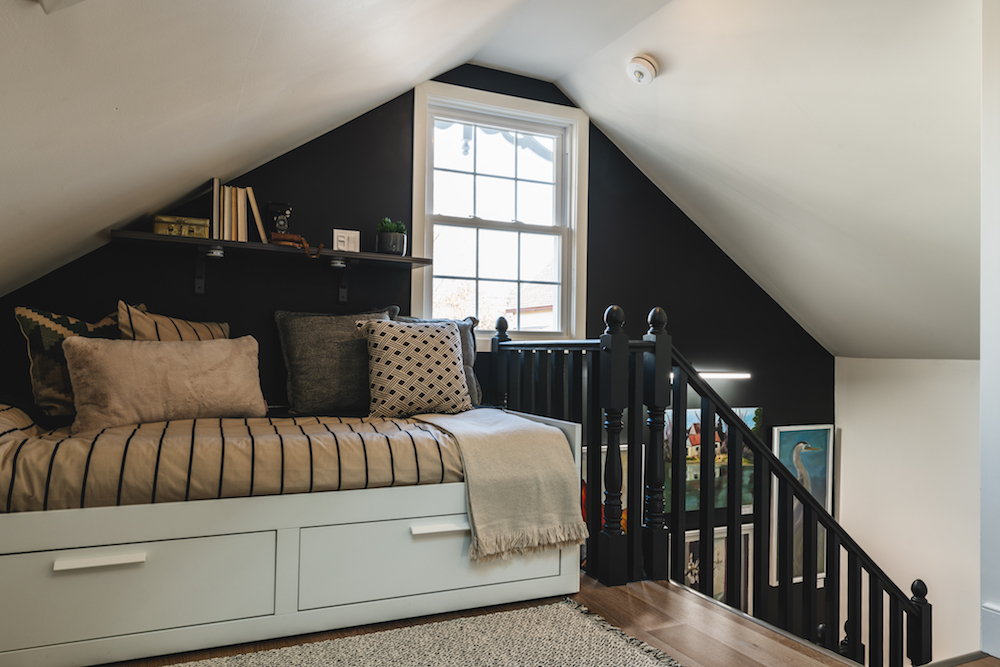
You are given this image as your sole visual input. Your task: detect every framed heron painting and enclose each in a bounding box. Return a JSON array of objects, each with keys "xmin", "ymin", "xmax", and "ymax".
[{"xmin": 769, "ymin": 424, "xmax": 834, "ymax": 585}]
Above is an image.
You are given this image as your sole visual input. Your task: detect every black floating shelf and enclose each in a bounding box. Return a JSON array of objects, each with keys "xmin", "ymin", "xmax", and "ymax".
[{"xmin": 110, "ymin": 229, "xmax": 431, "ymax": 270}]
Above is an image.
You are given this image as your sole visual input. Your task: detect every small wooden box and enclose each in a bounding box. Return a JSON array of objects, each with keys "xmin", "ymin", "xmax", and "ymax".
[{"xmin": 153, "ymin": 216, "xmax": 210, "ymax": 239}]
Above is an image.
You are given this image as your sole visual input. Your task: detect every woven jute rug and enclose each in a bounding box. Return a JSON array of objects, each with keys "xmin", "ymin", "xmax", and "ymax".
[{"xmin": 181, "ymin": 600, "xmax": 682, "ymax": 666}]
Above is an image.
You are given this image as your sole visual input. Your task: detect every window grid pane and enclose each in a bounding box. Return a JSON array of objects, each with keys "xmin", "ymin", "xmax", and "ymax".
[
  {"xmin": 429, "ymin": 105, "xmax": 572, "ymax": 334},
  {"xmin": 432, "ymin": 223, "xmax": 561, "ymax": 332},
  {"xmin": 432, "ymin": 119, "xmax": 560, "ymax": 227}
]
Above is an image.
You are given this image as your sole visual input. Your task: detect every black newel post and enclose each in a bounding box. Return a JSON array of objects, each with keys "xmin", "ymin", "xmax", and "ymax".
[
  {"xmin": 491, "ymin": 317, "xmax": 510, "ymax": 408},
  {"xmin": 599, "ymin": 305, "xmax": 629, "ymax": 586},
  {"xmin": 642, "ymin": 307, "xmax": 670, "ymax": 580},
  {"xmin": 907, "ymin": 580, "xmax": 933, "ymax": 666}
]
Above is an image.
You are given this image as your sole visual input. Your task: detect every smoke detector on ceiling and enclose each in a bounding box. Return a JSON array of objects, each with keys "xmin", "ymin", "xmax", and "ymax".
[{"xmin": 626, "ymin": 55, "xmax": 658, "ymax": 85}]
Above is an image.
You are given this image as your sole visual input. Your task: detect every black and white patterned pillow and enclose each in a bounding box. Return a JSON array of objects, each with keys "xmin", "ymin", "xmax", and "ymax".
[{"xmin": 360, "ymin": 320, "xmax": 472, "ymax": 418}]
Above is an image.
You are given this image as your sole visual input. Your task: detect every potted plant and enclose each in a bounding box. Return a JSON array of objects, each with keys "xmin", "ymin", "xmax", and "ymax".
[{"xmin": 376, "ymin": 218, "xmax": 407, "ymax": 255}]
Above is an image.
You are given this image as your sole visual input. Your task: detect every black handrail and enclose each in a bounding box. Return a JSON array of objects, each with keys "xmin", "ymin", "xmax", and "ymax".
[{"xmin": 490, "ymin": 305, "xmax": 932, "ymax": 666}]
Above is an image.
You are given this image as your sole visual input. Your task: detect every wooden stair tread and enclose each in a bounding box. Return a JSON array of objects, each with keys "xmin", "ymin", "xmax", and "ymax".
[{"xmin": 572, "ymin": 575, "xmax": 853, "ymax": 667}]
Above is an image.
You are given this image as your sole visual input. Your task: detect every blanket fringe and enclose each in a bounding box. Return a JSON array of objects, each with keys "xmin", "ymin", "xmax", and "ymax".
[{"xmin": 470, "ymin": 521, "xmax": 590, "ymax": 562}]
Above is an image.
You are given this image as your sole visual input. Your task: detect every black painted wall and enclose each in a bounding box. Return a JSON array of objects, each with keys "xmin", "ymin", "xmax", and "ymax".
[
  {"xmin": 0, "ymin": 64, "xmax": 833, "ymax": 437},
  {"xmin": 439, "ymin": 65, "xmax": 834, "ymax": 436},
  {"xmin": 0, "ymin": 92, "xmax": 417, "ymax": 422}
]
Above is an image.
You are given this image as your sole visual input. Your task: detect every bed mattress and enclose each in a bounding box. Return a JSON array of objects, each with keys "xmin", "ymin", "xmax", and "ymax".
[{"xmin": 0, "ymin": 405, "xmax": 463, "ymax": 513}]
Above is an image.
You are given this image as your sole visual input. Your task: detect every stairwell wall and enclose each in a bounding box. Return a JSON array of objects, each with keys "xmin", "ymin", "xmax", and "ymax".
[{"xmin": 836, "ymin": 357, "xmax": 980, "ymax": 661}]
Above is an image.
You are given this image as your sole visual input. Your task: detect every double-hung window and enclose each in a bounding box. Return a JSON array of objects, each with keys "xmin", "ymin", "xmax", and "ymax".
[{"xmin": 412, "ymin": 81, "xmax": 588, "ymax": 340}]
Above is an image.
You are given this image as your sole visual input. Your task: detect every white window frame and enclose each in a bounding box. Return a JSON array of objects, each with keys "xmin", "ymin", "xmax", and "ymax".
[{"xmin": 411, "ymin": 80, "xmax": 589, "ymax": 343}]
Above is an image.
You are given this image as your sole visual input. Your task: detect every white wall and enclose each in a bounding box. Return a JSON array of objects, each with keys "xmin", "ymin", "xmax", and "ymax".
[
  {"xmin": 836, "ymin": 358, "xmax": 980, "ymax": 660},
  {"xmin": 982, "ymin": 0, "xmax": 1000, "ymax": 653}
]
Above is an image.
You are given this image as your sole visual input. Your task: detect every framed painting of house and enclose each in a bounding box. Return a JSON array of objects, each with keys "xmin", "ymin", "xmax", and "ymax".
[
  {"xmin": 664, "ymin": 407, "xmax": 761, "ymax": 513},
  {"xmin": 769, "ymin": 424, "xmax": 834, "ymax": 585}
]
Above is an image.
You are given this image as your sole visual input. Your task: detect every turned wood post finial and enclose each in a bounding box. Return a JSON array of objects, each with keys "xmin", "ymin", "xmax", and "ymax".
[
  {"xmin": 494, "ymin": 316, "xmax": 510, "ymax": 342},
  {"xmin": 911, "ymin": 579, "xmax": 928, "ymax": 602},
  {"xmin": 646, "ymin": 306, "xmax": 668, "ymax": 334},
  {"xmin": 604, "ymin": 305, "xmax": 625, "ymax": 334}
]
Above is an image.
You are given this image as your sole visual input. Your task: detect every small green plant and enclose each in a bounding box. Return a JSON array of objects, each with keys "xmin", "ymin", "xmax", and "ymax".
[{"xmin": 377, "ymin": 218, "xmax": 407, "ymax": 234}]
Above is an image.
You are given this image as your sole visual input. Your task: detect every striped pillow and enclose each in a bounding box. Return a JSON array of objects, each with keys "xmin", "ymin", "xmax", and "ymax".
[{"xmin": 118, "ymin": 301, "xmax": 229, "ymax": 341}]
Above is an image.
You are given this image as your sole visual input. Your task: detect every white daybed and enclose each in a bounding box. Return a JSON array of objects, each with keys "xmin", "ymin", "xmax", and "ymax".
[{"xmin": 0, "ymin": 412, "xmax": 581, "ymax": 667}]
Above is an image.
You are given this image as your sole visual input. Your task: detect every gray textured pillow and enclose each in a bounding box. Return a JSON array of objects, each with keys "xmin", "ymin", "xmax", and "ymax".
[
  {"xmin": 274, "ymin": 307, "xmax": 399, "ymax": 415},
  {"xmin": 360, "ymin": 320, "xmax": 472, "ymax": 418},
  {"xmin": 396, "ymin": 316, "xmax": 481, "ymax": 405},
  {"xmin": 63, "ymin": 335, "xmax": 267, "ymax": 433}
]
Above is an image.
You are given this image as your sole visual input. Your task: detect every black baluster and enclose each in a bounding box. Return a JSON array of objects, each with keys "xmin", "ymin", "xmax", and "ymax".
[
  {"xmin": 907, "ymin": 580, "xmax": 932, "ymax": 666},
  {"xmin": 752, "ymin": 458, "xmax": 771, "ymax": 620},
  {"xmin": 491, "ymin": 317, "xmax": 510, "ymax": 408},
  {"xmin": 535, "ymin": 350, "xmax": 551, "ymax": 416},
  {"xmin": 725, "ymin": 427, "xmax": 743, "ymax": 609},
  {"xmin": 626, "ymin": 351, "xmax": 644, "ymax": 581},
  {"xmin": 824, "ymin": 530, "xmax": 841, "ymax": 651},
  {"xmin": 802, "ymin": 502, "xmax": 817, "ymax": 641},
  {"xmin": 776, "ymin": 478, "xmax": 793, "ymax": 631},
  {"xmin": 889, "ymin": 596, "xmax": 903, "ymax": 667},
  {"xmin": 569, "ymin": 350, "xmax": 583, "ymax": 423},
  {"xmin": 642, "ymin": 307, "xmax": 670, "ymax": 580},
  {"xmin": 599, "ymin": 305, "xmax": 629, "ymax": 586},
  {"xmin": 583, "ymin": 350, "xmax": 602, "ymax": 578},
  {"xmin": 870, "ymin": 576, "xmax": 884, "ymax": 667},
  {"xmin": 845, "ymin": 552, "xmax": 863, "ymax": 663},
  {"xmin": 509, "ymin": 351, "xmax": 522, "ymax": 412},
  {"xmin": 523, "ymin": 351, "xmax": 536, "ymax": 412},
  {"xmin": 698, "ymin": 397, "xmax": 715, "ymax": 598},
  {"xmin": 839, "ymin": 619, "xmax": 865, "ymax": 665},
  {"xmin": 669, "ymin": 366, "xmax": 688, "ymax": 585},
  {"xmin": 552, "ymin": 350, "xmax": 566, "ymax": 420}
]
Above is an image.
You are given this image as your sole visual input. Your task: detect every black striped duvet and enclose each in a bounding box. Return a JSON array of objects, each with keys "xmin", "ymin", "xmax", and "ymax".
[{"xmin": 0, "ymin": 405, "xmax": 463, "ymax": 513}]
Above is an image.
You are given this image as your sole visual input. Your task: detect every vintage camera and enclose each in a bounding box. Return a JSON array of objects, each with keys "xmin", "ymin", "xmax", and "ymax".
[{"xmin": 268, "ymin": 202, "xmax": 292, "ymax": 235}]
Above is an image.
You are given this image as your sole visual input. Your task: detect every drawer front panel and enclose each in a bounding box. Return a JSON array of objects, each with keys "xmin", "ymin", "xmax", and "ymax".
[
  {"xmin": 0, "ymin": 532, "xmax": 275, "ymax": 652},
  {"xmin": 298, "ymin": 514, "xmax": 560, "ymax": 610}
]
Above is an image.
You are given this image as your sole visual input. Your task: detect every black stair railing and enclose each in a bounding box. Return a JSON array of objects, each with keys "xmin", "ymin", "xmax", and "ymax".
[{"xmin": 490, "ymin": 305, "xmax": 932, "ymax": 666}]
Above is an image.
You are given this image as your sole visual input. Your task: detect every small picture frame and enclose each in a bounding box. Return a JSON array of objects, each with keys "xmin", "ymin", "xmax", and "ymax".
[
  {"xmin": 332, "ymin": 229, "xmax": 361, "ymax": 253},
  {"xmin": 683, "ymin": 524, "xmax": 753, "ymax": 612}
]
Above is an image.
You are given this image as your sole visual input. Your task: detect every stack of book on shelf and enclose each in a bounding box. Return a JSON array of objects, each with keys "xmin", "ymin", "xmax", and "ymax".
[{"xmin": 210, "ymin": 177, "xmax": 268, "ymax": 243}]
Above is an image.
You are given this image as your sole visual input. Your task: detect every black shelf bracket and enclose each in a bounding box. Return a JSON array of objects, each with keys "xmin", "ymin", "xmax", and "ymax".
[{"xmin": 194, "ymin": 251, "xmax": 206, "ymax": 295}]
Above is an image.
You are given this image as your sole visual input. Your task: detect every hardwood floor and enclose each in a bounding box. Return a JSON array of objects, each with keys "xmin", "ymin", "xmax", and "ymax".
[
  {"xmin": 958, "ymin": 659, "xmax": 1000, "ymax": 667},
  {"xmin": 573, "ymin": 576, "xmax": 851, "ymax": 667},
  {"xmin": 103, "ymin": 574, "xmax": 989, "ymax": 667}
]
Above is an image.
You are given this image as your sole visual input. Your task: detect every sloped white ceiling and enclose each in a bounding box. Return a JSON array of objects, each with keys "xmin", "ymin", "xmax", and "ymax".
[
  {"xmin": 0, "ymin": 0, "xmax": 983, "ymax": 359},
  {"xmin": 0, "ymin": 0, "xmax": 525, "ymax": 296},
  {"xmin": 551, "ymin": 1, "xmax": 982, "ymax": 359}
]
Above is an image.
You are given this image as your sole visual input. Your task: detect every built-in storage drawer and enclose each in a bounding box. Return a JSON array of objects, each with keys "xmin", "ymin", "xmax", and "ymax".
[
  {"xmin": 298, "ymin": 514, "xmax": 561, "ymax": 610},
  {"xmin": 0, "ymin": 532, "xmax": 275, "ymax": 652}
]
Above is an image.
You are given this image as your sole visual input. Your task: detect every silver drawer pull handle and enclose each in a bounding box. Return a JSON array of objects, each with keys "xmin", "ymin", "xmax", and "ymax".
[
  {"xmin": 53, "ymin": 552, "xmax": 147, "ymax": 572},
  {"xmin": 410, "ymin": 521, "xmax": 471, "ymax": 536}
]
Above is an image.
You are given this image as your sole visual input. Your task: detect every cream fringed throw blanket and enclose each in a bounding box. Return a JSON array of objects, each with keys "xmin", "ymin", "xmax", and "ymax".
[{"xmin": 414, "ymin": 409, "xmax": 589, "ymax": 562}]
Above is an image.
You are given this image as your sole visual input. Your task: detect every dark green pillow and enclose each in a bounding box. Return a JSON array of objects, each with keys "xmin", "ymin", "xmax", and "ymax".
[{"xmin": 275, "ymin": 307, "xmax": 399, "ymax": 415}]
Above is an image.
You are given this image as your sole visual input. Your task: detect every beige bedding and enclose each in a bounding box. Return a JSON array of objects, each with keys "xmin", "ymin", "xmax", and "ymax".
[{"xmin": 0, "ymin": 405, "xmax": 462, "ymax": 513}]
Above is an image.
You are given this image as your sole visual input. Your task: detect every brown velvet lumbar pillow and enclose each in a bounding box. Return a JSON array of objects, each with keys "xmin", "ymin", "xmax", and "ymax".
[{"xmin": 63, "ymin": 335, "xmax": 267, "ymax": 433}]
